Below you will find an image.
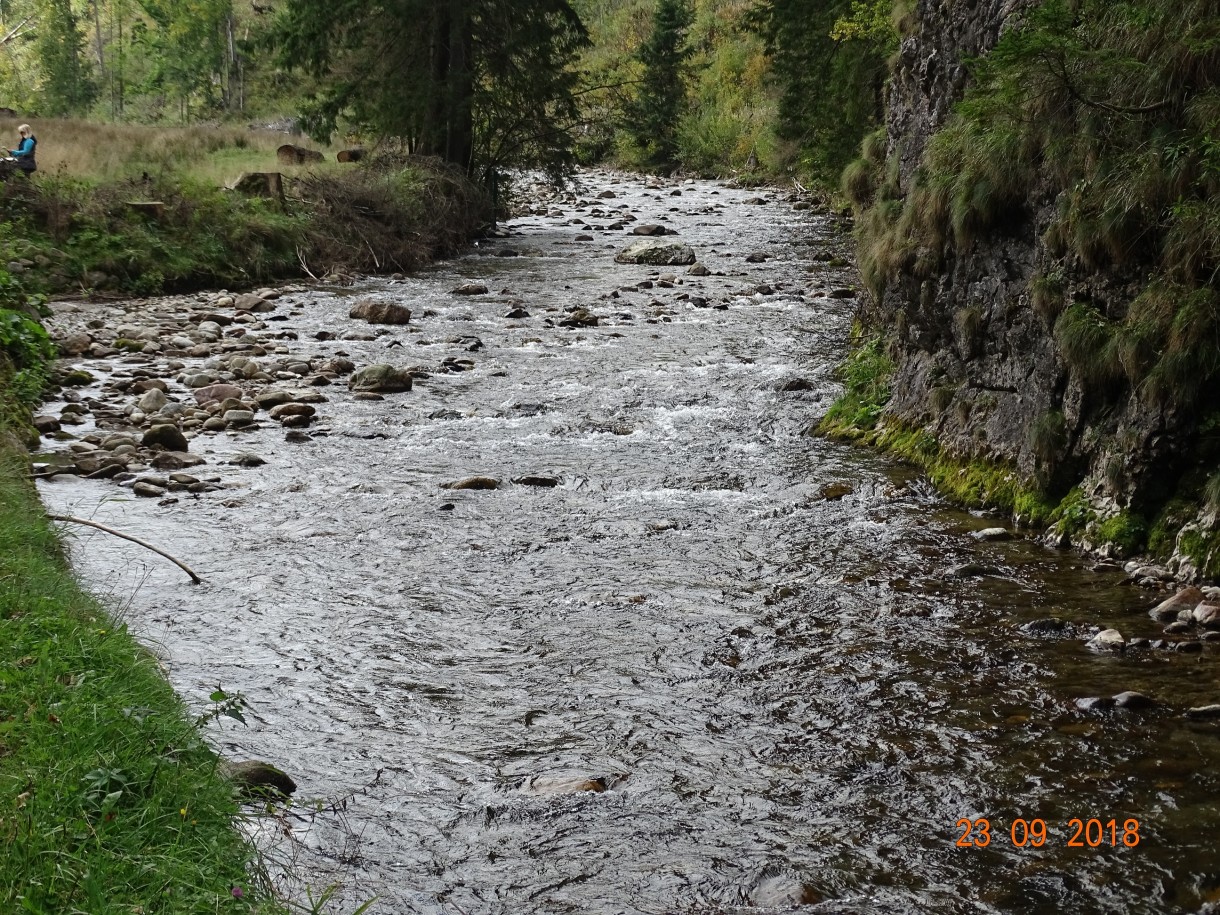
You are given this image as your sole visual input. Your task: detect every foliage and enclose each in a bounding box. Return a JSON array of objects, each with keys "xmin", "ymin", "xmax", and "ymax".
[
  {"xmin": 268, "ymin": 0, "xmax": 589, "ymax": 182},
  {"xmin": 748, "ymin": 0, "xmax": 894, "ymax": 184},
  {"xmin": 818, "ymin": 330, "xmax": 893, "ymax": 433},
  {"xmin": 0, "ymin": 305, "xmax": 54, "ymax": 406},
  {"xmin": 621, "ymin": 0, "xmax": 693, "ymax": 169},
  {"xmin": 857, "ymin": 0, "xmax": 1220, "ymax": 407},
  {"xmin": 571, "ymin": 0, "xmax": 778, "ymax": 175},
  {"xmin": 33, "ymin": 0, "xmax": 98, "ymax": 115}
]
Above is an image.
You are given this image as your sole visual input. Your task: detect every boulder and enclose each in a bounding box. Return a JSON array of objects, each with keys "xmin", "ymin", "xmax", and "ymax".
[
  {"xmin": 276, "ymin": 144, "xmax": 324, "ymax": 166},
  {"xmin": 138, "ymin": 388, "xmax": 169, "ymax": 413},
  {"xmin": 191, "ymin": 383, "xmax": 241, "ymax": 405},
  {"xmin": 269, "ymin": 402, "xmax": 316, "ymax": 420},
  {"xmin": 348, "ymin": 364, "xmax": 414, "ymax": 393},
  {"xmin": 235, "ymin": 293, "xmax": 275, "ymax": 313},
  {"xmin": 452, "ymin": 282, "xmax": 489, "ymax": 295},
  {"xmin": 150, "ymin": 451, "xmax": 205, "ymax": 470},
  {"xmin": 614, "ymin": 239, "xmax": 696, "ymax": 266},
  {"xmin": 222, "ymin": 759, "xmax": 297, "ymax": 798},
  {"xmin": 142, "ymin": 424, "xmax": 188, "ymax": 451},
  {"xmin": 1087, "ymin": 628, "xmax": 1125, "ymax": 652},
  {"xmin": 58, "ymin": 332, "xmax": 93, "ymax": 356},
  {"xmin": 349, "ymin": 299, "xmax": 412, "ymax": 325},
  {"xmin": 1149, "ymin": 586, "xmax": 1205, "ymax": 622}
]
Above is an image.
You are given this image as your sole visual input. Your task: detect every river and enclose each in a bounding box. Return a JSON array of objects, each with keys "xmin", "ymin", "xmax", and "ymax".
[{"xmin": 36, "ymin": 170, "xmax": 1220, "ymax": 914}]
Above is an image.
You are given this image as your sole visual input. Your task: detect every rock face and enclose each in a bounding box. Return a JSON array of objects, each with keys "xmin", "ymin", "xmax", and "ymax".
[
  {"xmin": 862, "ymin": 0, "xmax": 1214, "ymax": 576},
  {"xmin": 614, "ymin": 239, "xmax": 696, "ymax": 266}
]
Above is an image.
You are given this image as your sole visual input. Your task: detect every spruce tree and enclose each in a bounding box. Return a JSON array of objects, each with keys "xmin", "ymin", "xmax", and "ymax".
[
  {"xmin": 625, "ymin": 0, "xmax": 692, "ymax": 170},
  {"xmin": 269, "ymin": 0, "xmax": 587, "ymax": 180},
  {"xmin": 35, "ymin": 0, "xmax": 97, "ymax": 115}
]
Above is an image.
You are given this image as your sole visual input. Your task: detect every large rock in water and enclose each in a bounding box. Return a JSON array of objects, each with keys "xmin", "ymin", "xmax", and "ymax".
[
  {"xmin": 349, "ymin": 298, "xmax": 412, "ymax": 325},
  {"xmin": 615, "ymin": 239, "xmax": 696, "ymax": 266},
  {"xmin": 142, "ymin": 424, "xmax": 188, "ymax": 451},
  {"xmin": 348, "ymin": 364, "xmax": 414, "ymax": 393}
]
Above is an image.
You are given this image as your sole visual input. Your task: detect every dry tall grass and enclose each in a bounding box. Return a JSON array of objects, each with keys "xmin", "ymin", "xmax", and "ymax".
[{"xmin": 0, "ymin": 118, "xmax": 338, "ymax": 184}]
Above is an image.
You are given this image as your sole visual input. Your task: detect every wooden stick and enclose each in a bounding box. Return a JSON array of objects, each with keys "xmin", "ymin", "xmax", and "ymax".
[{"xmin": 46, "ymin": 514, "xmax": 202, "ymax": 584}]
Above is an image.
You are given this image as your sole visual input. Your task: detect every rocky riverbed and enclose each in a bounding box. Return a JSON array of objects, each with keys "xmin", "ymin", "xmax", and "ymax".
[{"xmin": 33, "ymin": 170, "xmax": 1220, "ymax": 914}]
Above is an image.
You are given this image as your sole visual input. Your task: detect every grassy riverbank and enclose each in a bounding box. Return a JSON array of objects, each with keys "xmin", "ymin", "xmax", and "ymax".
[
  {"xmin": 0, "ymin": 436, "xmax": 281, "ymax": 912},
  {"xmin": 0, "ymin": 254, "xmax": 286, "ymax": 910},
  {"xmin": 1, "ymin": 119, "xmax": 486, "ymax": 296}
]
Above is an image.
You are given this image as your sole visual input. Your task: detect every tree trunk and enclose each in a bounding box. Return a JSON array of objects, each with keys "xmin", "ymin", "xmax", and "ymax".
[{"xmin": 446, "ymin": 0, "xmax": 474, "ymax": 171}]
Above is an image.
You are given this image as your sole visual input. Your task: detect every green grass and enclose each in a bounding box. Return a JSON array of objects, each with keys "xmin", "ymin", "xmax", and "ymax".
[
  {"xmin": 0, "ymin": 436, "xmax": 284, "ymax": 913},
  {"xmin": 0, "ymin": 277, "xmax": 284, "ymax": 912},
  {"xmin": 2, "ymin": 155, "xmax": 485, "ymax": 296},
  {"xmin": 818, "ymin": 330, "xmax": 894, "ymax": 433}
]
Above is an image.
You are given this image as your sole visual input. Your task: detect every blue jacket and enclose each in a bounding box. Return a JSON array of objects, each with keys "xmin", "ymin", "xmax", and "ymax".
[{"xmin": 10, "ymin": 135, "xmax": 36, "ymax": 172}]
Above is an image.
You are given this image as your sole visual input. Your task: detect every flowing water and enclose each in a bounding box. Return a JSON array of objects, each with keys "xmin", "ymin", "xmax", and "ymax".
[{"xmin": 36, "ymin": 171, "xmax": 1220, "ymax": 914}]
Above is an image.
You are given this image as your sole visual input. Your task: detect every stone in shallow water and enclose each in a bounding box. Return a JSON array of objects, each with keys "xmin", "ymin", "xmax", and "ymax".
[
  {"xmin": 1087, "ymin": 628, "xmax": 1125, "ymax": 652},
  {"xmin": 1113, "ymin": 691, "xmax": 1156, "ymax": 709},
  {"xmin": 142, "ymin": 424, "xmax": 188, "ymax": 451},
  {"xmin": 222, "ymin": 760, "xmax": 297, "ymax": 799},
  {"xmin": 512, "ymin": 475, "xmax": 560, "ymax": 488},
  {"xmin": 972, "ymin": 527, "xmax": 1011, "ymax": 541},
  {"xmin": 614, "ymin": 238, "xmax": 696, "ymax": 266},
  {"xmin": 348, "ymin": 364, "xmax": 414, "ymax": 393},
  {"xmin": 442, "ymin": 476, "xmax": 500, "ymax": 491},
  {"xmin": 349, "ymin": 298, "xmax": 412, "ymax": 325},
  {"xmin": 1149, "ymin": 586, "xmax": 1204, "ymax": 622}
]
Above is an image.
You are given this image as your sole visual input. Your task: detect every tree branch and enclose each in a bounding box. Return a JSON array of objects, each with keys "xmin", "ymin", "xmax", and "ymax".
[{"xmin": 47, "ymin": 514, "xmax": 203, "ymax": 584}]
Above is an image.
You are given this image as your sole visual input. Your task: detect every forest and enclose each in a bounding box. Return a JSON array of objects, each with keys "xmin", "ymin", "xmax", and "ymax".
[{"xmin": 0, "ymin": 0, "xmax": 892, "ymax": 184}]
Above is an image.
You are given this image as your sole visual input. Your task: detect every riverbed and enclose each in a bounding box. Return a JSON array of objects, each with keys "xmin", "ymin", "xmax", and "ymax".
[{"xmin": 36, "ymin": 170, "xmax": 1220, "ymax": 914}]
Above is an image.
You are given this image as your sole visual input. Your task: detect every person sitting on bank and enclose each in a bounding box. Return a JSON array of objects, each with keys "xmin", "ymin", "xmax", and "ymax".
[{"xmin": 9, "ymin": 124, "xmax": 36, "ymax": 174}]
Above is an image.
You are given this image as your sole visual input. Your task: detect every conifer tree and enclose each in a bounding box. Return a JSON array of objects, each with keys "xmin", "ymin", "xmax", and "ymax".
[
  {"xmin": 35, "ymin": 0, "xmax": 96, "ymax": 114},
  {"xmin": 269, "ymin": 0, "xmax": 587, "ymax": 180},
  {"xmin": 624, "ymin": 0, "xmax": 692, "ymax": 169}
]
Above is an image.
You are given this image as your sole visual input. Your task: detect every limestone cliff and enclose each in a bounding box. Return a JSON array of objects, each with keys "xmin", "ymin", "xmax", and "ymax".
[{"xmin": 848, "ymin": 0, "xmax": 1220, "ymax": 578}]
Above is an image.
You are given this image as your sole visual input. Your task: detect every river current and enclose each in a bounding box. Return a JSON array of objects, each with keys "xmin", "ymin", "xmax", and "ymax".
[{"xmin": 37, "ymin": 171, "xmax": 1220, "ymax": 914}]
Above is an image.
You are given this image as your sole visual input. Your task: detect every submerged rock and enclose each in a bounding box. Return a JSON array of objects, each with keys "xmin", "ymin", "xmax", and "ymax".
[
  {"xmin": 442, "ymin": 476, "xmax": 500, "ymax": 490},
  {"xmin": 222, "ymin": 760, "xmax": 297, "ymax": 798}
]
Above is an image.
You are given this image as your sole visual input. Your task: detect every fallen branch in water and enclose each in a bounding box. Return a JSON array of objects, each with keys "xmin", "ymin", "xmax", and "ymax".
[{"xmin": 46, "ymin": 514, "xmax": 202, "ymax": 584}]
